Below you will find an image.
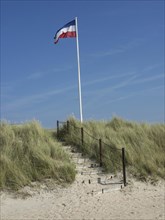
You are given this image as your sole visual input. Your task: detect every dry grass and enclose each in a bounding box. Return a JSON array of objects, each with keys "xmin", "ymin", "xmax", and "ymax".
[
  {"xmin": 61, "ymin": 117, "xmax": 165, "ymax": 181},
  {"xmin": 0, "ymin": 120, "xmax": 76, "ymax": 190}
]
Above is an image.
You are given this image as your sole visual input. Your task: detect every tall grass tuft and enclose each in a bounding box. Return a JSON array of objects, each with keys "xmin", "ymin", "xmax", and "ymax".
[
  {"xmin": 0, "ymin": 121, "xmax": 76, "ymax": 190},
  {"xmin": 61, "ymin": 117, "xmax": 165, "ymax": 181}
]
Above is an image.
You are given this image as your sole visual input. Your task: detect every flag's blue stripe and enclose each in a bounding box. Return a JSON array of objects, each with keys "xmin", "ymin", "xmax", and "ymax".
[
  {"xmin": 63, "ymin": 19, "xmax": 75, "ymax": 28},
  {"xmin": 55, "ymin": 19, "xmax": 75, "ymax": 35}
]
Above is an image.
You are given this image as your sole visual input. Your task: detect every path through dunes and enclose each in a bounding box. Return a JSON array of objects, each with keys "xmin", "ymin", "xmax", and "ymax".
[
  {"xmin": 1, "ymin": 144, "xmax": 164, "ymax": 220},
  {"xmin": 62, "ymin": 144, "xmax": 124, "ymax": 195}
]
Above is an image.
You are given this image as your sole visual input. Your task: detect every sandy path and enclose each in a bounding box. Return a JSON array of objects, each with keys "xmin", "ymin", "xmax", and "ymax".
[{"xmin": 1, "ymin": 145, "xmax": 165, "ymax": 220}]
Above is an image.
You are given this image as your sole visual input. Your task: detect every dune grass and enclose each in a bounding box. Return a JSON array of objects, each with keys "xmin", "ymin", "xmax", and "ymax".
[
  {"xmin": 0, "ymin": 121, "xmax": 76, "ymax": 190},
  {"xmin": 60, "ymin": 117, "xmax": 165, "ymax": 181},
  {"xmin": 1, "ymin": 117, "xmax": 164, "ymax": 189}
]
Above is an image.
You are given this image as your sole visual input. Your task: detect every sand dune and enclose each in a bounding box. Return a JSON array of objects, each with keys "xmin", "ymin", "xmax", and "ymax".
[{"xmin": 1, "ymin": 145, "xmax": 164, "ymax": 220}]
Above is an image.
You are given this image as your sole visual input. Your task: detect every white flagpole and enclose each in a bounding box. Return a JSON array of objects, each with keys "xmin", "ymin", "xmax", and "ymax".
[{"xmin": 75, "ymin": 17, "xmax": 83, "ymax": 123}]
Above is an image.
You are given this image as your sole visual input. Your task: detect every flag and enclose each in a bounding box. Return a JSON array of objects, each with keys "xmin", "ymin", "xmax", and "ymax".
[{"xmin": 54, "ymin": 19, "xmax": 76, "ymax": 44}]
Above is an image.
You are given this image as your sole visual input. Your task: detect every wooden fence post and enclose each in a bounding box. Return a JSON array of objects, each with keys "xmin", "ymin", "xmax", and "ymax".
[
  {"xmin": 122, "ymin": 147, "xmax": 127, "ymax": 186},
  {"xmin": 99, "ymin": 139, "xmax": 103, "ymax": 167},
  {"xmin": 57, "ymin": 120, "xmax": 59, "ymax": 139},
  {"xmin": 67, "ymin": 120, "xmax": 70, "ymax": 134},
  {"xmin": 81, "ymin": 127, "xmax": 84, "ymax": 145}
]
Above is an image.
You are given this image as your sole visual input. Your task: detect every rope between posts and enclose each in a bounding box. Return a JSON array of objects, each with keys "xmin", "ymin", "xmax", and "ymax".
[
  {"xmin": 103, "ymin": 153, "xmax": 122, "ymax": 167},
  {"xmin": 69, "ymin": 123, "xmax": 82, "ymax": 130},
  {"xmin": 67, "ymin": 122, "xmax": 121, "ymax": 152},
  {"xmin": 83, "ymin": 129, "xmax": 100, "ymax": 141},
  {"xmin": 57, "ymin": 120, "xmax": 127, "ymax": 186},
  {"xmin": 58, "ymin": 121, "xmax": 67, "ymax": 125},
  {"xmin": 102, "ymin": 141, "xmax": 121, "ymax": 151}
]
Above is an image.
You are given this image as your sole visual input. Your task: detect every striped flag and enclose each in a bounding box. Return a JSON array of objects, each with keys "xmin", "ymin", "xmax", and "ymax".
[{"xmin": 54, "ymin": 19, "xmax": 76, "ymax": 44}]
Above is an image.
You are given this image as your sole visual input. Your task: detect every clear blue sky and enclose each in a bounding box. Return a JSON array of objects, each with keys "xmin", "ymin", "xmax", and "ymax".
[{"xmin": 1, "ymin": 0, "xmax": 164, "ymax": 127}]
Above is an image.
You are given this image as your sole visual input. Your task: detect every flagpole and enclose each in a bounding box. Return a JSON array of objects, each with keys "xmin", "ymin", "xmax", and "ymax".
[{"xmin": 75, "ymin": 17, "xmax": 83, "ymax": 123}]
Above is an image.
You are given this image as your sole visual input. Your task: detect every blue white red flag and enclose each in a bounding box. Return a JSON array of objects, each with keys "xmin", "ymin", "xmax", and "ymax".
[{"xmin": 54, "ymin": 19, "xmax": 76, "ymax": 44}]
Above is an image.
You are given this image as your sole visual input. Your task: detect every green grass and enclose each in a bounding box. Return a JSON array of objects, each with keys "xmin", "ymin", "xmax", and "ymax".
[
  {"xmin": 60, "ymin": 117, "xmax": 165, "ymax": 181},
  {"xmin": 0, "ymin": 120, "xmax": 76, "ymax": 190}
]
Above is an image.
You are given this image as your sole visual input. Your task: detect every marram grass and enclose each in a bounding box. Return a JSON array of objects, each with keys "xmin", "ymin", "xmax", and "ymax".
[
  {"xmin": 1, "ymin": 117, "xmax": 164, "ymax": 189},
  {"xmin": 0, "ymin": 121, "xmax": 76, "ymax": 190},
  {"xmin": 61, "ymin": 117, "xmax": 165, "ymax": 181}
]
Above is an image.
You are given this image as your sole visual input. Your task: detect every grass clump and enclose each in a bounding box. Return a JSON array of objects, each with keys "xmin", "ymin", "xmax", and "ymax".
[
  {"xmin": 0, "ymin": 121, "xmax": 76, "ymax": 190},
  {"xmin": 61, "ymin": 117, "xmax": 165, "ymax": 181}
]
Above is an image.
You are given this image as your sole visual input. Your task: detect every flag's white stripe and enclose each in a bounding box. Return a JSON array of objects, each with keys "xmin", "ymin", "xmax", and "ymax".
[{"xmin": 55, "ymin": 25, "xmax": 76, "ymax": 42}]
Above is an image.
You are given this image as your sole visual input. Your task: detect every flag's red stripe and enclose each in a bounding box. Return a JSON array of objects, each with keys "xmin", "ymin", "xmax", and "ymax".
[
  {"xmin": 54, "ymin": 31, "xmax": 76, "ymax": 43},
  {"xmin": 59, "ymin": 31, "xmax": 76, "ymax": 39}
]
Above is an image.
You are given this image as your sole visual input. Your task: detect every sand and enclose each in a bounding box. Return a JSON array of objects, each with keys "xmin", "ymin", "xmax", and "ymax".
[{"xmin": 1, "ymin": 145, "xmax": 165, "ymax": 220}]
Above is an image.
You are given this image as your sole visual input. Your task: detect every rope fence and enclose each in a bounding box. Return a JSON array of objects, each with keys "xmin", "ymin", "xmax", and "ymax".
[{"xmin": 56, "ymin": 120, "xmax": 127, "ymax": 186}]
